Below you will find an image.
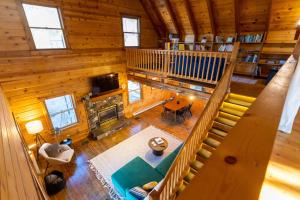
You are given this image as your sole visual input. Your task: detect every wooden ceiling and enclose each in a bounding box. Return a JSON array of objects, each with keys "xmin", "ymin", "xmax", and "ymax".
[{"xmin": 141, "ymin": 0, "xmax": 300, "ymax": 40}]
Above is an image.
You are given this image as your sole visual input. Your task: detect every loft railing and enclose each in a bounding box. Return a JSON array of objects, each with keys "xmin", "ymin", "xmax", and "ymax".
[
  {"xmin": 126, "ymin": 44, "xmax": 239, "ymax": 85},
  {"xmin": 148, "ymin": 43, "xmax": 240, "ymax": 200}
]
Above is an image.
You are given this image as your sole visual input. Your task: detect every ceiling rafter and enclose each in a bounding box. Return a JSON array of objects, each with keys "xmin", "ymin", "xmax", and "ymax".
[
  {"xmin": 205, "ymin": 0, "xmax": 216, "ymax": 34},
  {"xmin": 140, "ymin": 0, "xmax": 166, "ymax": 38},
  {"xmin": 265, "ymin": 0, "xmax": 273, "ymax": 38},
  {"xmin": 149, "ymin": 0, "xmax": 168, "ymax": 38},
  {"xmin": 183, "ymin": 0, "xmax": 198, "ymax": 40},
  {"xmin": 165, "ymin": 0, "xmax": 183, "ymax": 40},
  {"xmin": 234, "ymin": 0, "xmax": 240, "ymax": 34}
]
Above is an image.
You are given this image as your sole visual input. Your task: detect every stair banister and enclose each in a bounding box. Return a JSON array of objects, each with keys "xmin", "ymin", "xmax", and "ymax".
[
  {"xmin": 175, "ymin": 40, "xmax": 300, "ymax": 200},
  {"xmin": 148, "ymin": 42, "xmax": 240, "ymax": 200}
]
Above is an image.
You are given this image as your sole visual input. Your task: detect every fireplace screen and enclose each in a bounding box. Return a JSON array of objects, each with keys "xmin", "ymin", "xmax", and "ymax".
[{"xmin": 98, "ymin": 105, "xmax": 118, "ymax": 124}]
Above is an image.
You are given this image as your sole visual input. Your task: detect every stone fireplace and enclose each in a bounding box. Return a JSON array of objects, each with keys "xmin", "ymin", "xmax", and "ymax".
[
  {"xmin": 82, "ymin": 90, "xmax": 129, "ymax": 140},
  {"xmin": 98, "ymin": 104, "xmax": 118, "ymax": 124}
]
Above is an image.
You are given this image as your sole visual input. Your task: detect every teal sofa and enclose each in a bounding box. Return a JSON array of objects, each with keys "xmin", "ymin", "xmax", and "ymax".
[{"xmin": 111, "ymin": 144, "xmax": 182, "ymax": 200}]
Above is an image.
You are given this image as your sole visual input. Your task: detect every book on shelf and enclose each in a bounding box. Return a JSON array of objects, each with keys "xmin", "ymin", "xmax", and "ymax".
[
  {"xmin": 279, "ymin": 60, "xmax": 286, "ymax": 65},
  {"xmin": 165, "ymin": 42, "xmax": 171, "ymax": 50},
  {"xmin": 244, "ymin": 54, "xmax": 258, "ymax": 63},
  {"xmin": 239, "ymin": 33, "xmax": 264, "ymax": 43},
  {"xmin": 215, "ymin": 36, "xmax": 224, "ymax": 43},
  {"xmin": 179, "ymin": 44, "xmax": 185, "ymax": 51},
  {"xmin": 226, "ymin": 37, "xmax": 234, "ymax": 43},
  {"xmin": 218, "ymin": 44, "xmax": 233, "ymax": 52}
]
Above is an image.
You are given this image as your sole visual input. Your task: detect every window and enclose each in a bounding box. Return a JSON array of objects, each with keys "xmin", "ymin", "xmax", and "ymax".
[
  {"xmin": 122, "ymin": 17, "xmax": 140, "ymax": 47},
  {"xmin": 45, "ymin": 95, "xmax": 77, "ymax": 129},
  {"xmin": 128, "ymin": 80, "xmax": 142, "ymax": 103},
  {"xmin": 22, "ymin": 4, "xmax": 66, "ymax": 49}
]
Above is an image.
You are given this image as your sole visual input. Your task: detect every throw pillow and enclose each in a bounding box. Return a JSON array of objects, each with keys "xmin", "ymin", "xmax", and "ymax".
[
  {"xmin": 45, "ymin": 143, "xmax": 60, "ymax": 157},
  {"xmin": 142, "ymin": 181, "xmax": 158, "ymax": 191},
  {"xmin": 129, "ymin": 186, "xmax": 148, "ymax": 199}
]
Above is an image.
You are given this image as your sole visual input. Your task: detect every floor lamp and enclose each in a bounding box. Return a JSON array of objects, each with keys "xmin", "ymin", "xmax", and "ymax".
[{"xmin": 25, "ymin": 120, "xmax": 46, "ymax": 160}]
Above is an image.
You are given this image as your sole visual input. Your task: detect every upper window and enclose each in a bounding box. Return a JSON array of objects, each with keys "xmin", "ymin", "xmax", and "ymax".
[
  {"xmin": 128, "ymin": 80, "xmax": 142, "ymax": 103},
  {"xmin": 45, "ymin": 95, "xmax": 77, "ymax": 129},
  {"xmin": 122, "ymin": 17, "xmax": 140, "ymax": 47},
  {"xmin": 22, "ymin": 4, "xmax": 66, "ymax": 49}
]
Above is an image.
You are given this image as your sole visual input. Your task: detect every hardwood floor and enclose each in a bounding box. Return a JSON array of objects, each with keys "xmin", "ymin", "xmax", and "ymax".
[
  {"xmin": 42, "ymin": 98, "xmax": 206, "ymax": 200},
  {"xmin": 231, "ymin": 75, "xmax": 266, "ymax": 97},
  {"xmin": 260, "ymin": 110, "xmax": 300, "ymax": 200}
]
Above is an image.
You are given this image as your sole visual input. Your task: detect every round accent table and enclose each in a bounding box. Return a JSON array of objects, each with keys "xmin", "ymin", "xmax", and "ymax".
[{"xmin": 148, "ymin": 137, "xmax": 168, "ymax": 156}]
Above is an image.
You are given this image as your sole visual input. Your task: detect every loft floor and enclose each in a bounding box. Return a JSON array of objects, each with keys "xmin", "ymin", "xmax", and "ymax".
[
  {"xmin": 260, "ymin": 110, "xmax": 300, "ymax": 199},
  {"xmin": 44, "ymin": 98, "xmax": 206, "ymax": 200}
]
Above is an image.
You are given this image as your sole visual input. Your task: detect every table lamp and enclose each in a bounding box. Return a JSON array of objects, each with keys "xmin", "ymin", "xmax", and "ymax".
[{"xmin": 25, "ymin": 120, "xmax": 46, "ymax": 160}]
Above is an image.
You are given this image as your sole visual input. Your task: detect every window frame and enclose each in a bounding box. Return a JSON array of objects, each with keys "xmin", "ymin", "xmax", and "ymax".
[
  {"xmin": 121, "ymin": 16, "xmax": 141, "ymax": 48},
  {"xmin": 127, "ymin": 80, "xmax": 142, "ymax": 104},
  {"xmin": 22, "ymin": 3, "xmax": 68, "ymax": 50},
  {"xmin": 44, "ymin": 94, "xmax": 78, "ymax": 130}
]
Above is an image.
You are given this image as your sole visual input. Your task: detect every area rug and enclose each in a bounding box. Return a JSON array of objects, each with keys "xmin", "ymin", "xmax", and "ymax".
[
  {"xmin": 89, "ymin": 125, "xmax": 182, "ymax": 200},
  {"xmin": 232, "ymin": 76, "xmax": 258, "ymax": 84}
]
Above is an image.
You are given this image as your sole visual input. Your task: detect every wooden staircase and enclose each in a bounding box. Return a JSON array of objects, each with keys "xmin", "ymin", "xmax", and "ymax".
[{"xmin": 176, "ymin": 93, "xmax": 256, "ymax": 195}]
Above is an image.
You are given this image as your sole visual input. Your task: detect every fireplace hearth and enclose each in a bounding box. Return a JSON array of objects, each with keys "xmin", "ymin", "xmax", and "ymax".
[
  {"xmin": 98, "ymin": 105, "xmax": 118, "ymax": 124},
  {"xmin": 82, "ymin": 92, "xmax": 129, "ymax": 140}
]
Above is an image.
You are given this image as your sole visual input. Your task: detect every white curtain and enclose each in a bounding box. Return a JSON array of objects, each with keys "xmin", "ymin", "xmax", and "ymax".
[{"xmin": 278, "ymin": 56, "xmax": 300, "ymax": 134}]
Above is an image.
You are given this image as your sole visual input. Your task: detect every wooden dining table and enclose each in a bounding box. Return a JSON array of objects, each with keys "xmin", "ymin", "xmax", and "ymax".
[{"xmin": 164, "ymin": 98, "xmax": 189, "ymax": 122}]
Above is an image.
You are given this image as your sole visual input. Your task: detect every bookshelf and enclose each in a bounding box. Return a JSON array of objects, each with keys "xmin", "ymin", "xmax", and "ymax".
[
  {"xmin": 164, "ymin": 31, "xmax": 295, "ymax": 79},
  {"xmin": 234, "ymin": 32, "xmax": 265, "ymax": 76}
]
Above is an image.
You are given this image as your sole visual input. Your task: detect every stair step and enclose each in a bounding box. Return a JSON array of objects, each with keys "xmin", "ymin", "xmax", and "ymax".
[
  {"xmin": 219, "ymin": 107, "xmax": 245, "ymax": 117},
  {"xmin": 190, "ymin": 160, "xmax": 204, "ymax": 171},
  {"xmin": 201, "ymin": 143, "xmax": 216, "ymax": 153},
  {"xmin": 222, "ymin": 102, "xmax": 248, "ymax": 112},
  {"xmin": 208, "ymin": 132, "xmax": 224, "ymax": 142},
  {"xmin": 226, "ymin": 98, "xmax": 252, "ymax": 107},
  {"xmin": 210, "ymin": 128, "xmax": 228, "ymax": 137},
  {"xmin": 204, "ymin": 137, "xmax": 221, "ymax": 148},
  {"xmin": 212, "ymin": 121, "xmax": 232, "ymax": 133},
  {"xmin": 184, "ymin": 169, "xmax": 196, "ymax": 183},
  {"xmin": 176, "ymin": 181, "xmax": 187, "ymax": 195},
  {"xmin": 228, "ymin": 93, "xmax": 256, "ymax": 103},
  {"xmin": 215, "ymin": 117, "xmax": 237, "ymax": 127},
  {"xmin": 218, "ymin": 111, "xmax": 241, "ymax": 122},
  {"xmin": 197, "ymin": 148, "xmax": 212, "ymax": 159}
]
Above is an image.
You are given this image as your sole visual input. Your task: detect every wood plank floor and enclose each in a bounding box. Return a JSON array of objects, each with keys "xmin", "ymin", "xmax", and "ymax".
[
  {"xmin": 42, "ymin": 99, "xmax": 206, "ymax": 200},
  {"xmin": 260, "ymin": 110, "xmax": 300, "ymax": 200}
]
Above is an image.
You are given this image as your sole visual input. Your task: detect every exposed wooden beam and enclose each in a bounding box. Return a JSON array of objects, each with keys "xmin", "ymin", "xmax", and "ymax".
[
  {"xmin": 234, "ymin": 0, "xmax": 240, "ymax": 34},
  {"xmin": 205, "ymin": 0, "xmax": 215, "ymax": 34},
  {"xmin": 140, "ymin": 0, "xmax": 165, "ymax": 38},
  {"xmin": 264, "ymin": 0, "xmax": 273, "ymax": 39},
  {"xmin": 148, "ymin": 0, "xmax": 168, "ymax": 38},
  {"xmin": 128, "ymin": 74, "xmax": 211, "ymax": 99},
  {"xmin": 183, "ymin": 0, "xmax": 198, "ymax": 40},
  {"xmin": 165, "ymin": 0, "xmax": 183, "ymax": 40}
]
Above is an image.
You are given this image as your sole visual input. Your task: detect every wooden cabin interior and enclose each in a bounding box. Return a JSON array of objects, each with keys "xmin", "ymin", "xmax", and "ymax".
[{"xmin": 1, "ymin": 0, "xmax": 300, "ymax": 200}]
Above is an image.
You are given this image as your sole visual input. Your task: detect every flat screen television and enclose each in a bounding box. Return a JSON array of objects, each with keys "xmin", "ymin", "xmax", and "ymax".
[{"xmin": 91, "ymin": 73, "xmax": 119, "ymax": 97}]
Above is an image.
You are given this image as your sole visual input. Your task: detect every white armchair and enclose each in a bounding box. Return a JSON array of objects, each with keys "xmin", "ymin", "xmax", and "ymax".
[{"xmin": 39, "ymin": 143, "xmax": 74, "ymax": 173}]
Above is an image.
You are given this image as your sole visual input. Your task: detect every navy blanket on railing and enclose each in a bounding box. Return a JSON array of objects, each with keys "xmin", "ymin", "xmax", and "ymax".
[{"xmin": 171, "ymin": 55, "xmax": 226, "ymax": 81}]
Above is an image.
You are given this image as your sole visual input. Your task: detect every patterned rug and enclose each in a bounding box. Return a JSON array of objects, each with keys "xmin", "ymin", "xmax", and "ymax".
[{"xmin": 89, "ymin": 125, "xmax": 182, "ymax": 199}]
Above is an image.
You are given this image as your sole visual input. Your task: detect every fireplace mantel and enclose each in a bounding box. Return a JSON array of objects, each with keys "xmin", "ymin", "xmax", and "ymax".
[{"xmin": 91, "ymin": 89, "xmax": 124, "ymax": 103}]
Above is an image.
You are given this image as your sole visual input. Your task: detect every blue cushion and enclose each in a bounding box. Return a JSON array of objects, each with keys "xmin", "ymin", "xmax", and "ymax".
[
  {"xmin": 111, "ymin": 157, "xmax": 163, "ymax": 197},
  {"xmin": 155, "ymin": 144, "xmax": 183, "ymax": 176}
]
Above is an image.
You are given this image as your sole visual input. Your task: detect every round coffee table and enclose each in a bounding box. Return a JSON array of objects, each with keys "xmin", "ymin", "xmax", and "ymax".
[{"xmin": 148, "ymin": 137, "xmax": 168, "ymax": 156}]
